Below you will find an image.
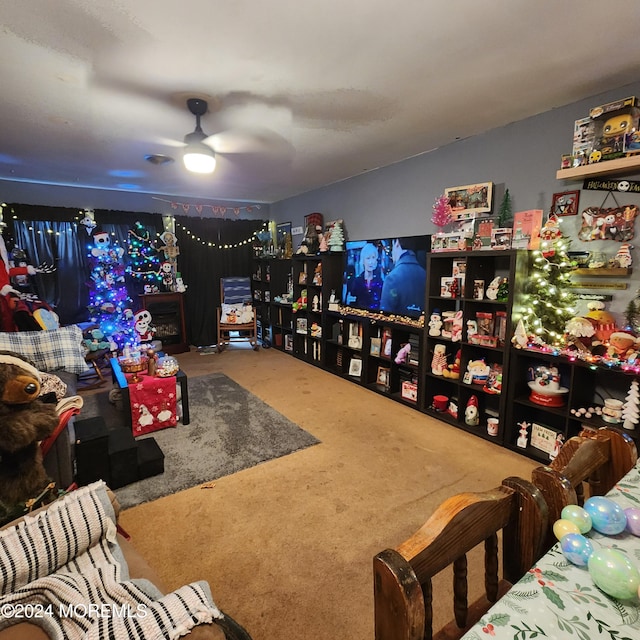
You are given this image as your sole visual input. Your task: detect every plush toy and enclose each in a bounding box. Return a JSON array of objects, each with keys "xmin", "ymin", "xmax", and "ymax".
[
  {"xmin": 442, "ymin": 349, "xmax": 461, "ymax": 379},
  {"xmin": 395, "ymin": 343, "xmax": 411, "ymax": 365},
  {"xmin": 0, "ymin": 351, "xmax": 60, "ymax": 525}
]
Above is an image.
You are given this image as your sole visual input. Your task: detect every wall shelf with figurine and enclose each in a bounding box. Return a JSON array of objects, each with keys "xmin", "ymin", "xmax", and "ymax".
[
  {"xmin": 572, "ymin": 267, "xmax": 632, "ymax": 277},
  {"xmin": 424, "ymin": 250, "xmax": 529, "ymax": 444},
  {"xmin": 556, "ymin": 155, "xmax": 640, "ymax": 181},
  {"xmin": 503, "ymin": 347, "xmax": 640, "ymax": 463}
]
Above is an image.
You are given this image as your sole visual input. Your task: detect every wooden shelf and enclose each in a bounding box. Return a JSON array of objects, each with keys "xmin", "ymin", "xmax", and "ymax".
[
  {"xmin": 572, "ymin": 267, "xmax": 632, "ymax": 276},
  {"xmin": 556, "ymin": 155, "xmax": 640, "ymax": 180}
]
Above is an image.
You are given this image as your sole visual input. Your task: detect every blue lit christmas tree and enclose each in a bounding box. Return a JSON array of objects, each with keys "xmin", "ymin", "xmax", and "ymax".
[
  {"xmin": 127, "ymin": 221, "xmax": 162, "ymax": 293},
  {"xmin": 86, "ymin": 229, "xmax": 134, "ymax": 350}
]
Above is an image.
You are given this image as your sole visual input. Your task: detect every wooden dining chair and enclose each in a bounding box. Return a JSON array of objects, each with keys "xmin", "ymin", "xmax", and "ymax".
[
  {"xmin": 373, "ymin": 476, "xmax": 548, "ymax": 640},
  {"xmin": 531, "ymin": 425, "xmax": 637, "ymax": 549}
]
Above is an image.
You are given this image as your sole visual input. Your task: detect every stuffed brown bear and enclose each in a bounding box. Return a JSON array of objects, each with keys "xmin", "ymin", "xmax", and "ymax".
[{"xmin": 0, "ymin": 350, "xmax": 60, "ymax": 524}]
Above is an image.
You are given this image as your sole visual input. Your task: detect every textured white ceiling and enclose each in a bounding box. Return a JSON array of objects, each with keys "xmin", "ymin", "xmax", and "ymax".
[{"xmin": 1, "ymin": 0, "xmax": 640, "ymax": 204}]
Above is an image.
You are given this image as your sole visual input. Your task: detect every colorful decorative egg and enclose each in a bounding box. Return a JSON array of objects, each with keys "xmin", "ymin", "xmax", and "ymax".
[
  {"xmin": 588, "ymin": 548, "xmax": 640, "ymax": 600},
  {"xmin": 583, "ymin": 496, "xmax": 627, "ymax": 535},
  {"xmin": 560, "ymin": 533, "xmax": 593, "ymax": 566},
  {"xmin": 553, "ymin": 518, "xmax": 581, "ymax": 541},
  {"xmin": 624, "ymin": 507, "xmax": 640, "ymax": 537},
  {"xmin": 561, "ymin": 504, "xmax": 592, "ymax": 534}
]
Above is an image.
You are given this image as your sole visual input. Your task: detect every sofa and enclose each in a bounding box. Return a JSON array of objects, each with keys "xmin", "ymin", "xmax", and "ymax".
[
  {"xmin": 0, "ymin": 324, "xmax": 89, "ymax": 490},
  {"xmin": 0, "ymin": 481, "xmax": 251, "ymax": 640}
]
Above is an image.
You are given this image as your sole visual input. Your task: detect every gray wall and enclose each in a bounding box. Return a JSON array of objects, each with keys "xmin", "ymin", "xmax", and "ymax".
[{"xmin": 272, "ymin": 80, "xmax": 640, "ymax": 326}]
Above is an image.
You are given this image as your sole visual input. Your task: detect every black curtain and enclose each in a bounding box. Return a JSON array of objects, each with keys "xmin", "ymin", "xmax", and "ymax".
[
  {"xmin": 175, "ymin": 216, "xmax": 265, "ymax": 346},
  {"xmin": 5, "ymin": 204, "xmax": 164, "ymax": 325}
]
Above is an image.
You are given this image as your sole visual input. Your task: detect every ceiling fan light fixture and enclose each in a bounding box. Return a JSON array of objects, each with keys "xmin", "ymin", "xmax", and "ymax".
[{"xmin": 183, "ymin": 142, "xmax": 216, "ymax": 174}]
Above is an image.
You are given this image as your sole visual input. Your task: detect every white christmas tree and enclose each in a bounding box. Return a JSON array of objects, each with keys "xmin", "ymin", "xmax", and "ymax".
[
  {"xmin": 328, "ymin": 220, "xmax": 345, "ymax": 252},
  {"xmin": 622, "ymin": 379, "xmax": 640, "ymax": 430}
]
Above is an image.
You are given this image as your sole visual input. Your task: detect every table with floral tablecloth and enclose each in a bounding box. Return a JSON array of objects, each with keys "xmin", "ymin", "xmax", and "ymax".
[{"xmin": 462, "ymin": 460, "xmax": 640, "ymax": 640}]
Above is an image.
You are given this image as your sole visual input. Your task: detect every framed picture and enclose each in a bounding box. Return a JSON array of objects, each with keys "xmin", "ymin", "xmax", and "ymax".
[
  {"xmin": 445, "ymin": 182, "xmax": 493, "ymax": 219},
  {"xmin": 381, "ymin": 328, "xmax": 393, "ymax": 358},
  {"xmin": 349, "ymin": 358, "xmax": 362, "ymax": 377},
  {"xmin": 298, "ymin": 270, "xmax": 307, "ymax": 285},
  {"xmin": 370, "ymin": 337, "xmax": 381, "ymax": 356},
  {"xmin": 377, "ymin": 366, "xmax": 390, "ymax": 387},
  {"xmin": 551, "ymin": 190, "xmax": 580, "ymax": 217}
]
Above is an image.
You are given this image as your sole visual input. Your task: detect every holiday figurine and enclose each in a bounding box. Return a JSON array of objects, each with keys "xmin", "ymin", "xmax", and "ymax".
[
  {"xmin": 431, "ymin": 344, "xmax": 447, "ymax": 376},
  {"xmin": 549, "ymin": 432, "xmax": 565, "ymax": 461},
  {"xmin": 465, "ymin": 396, "xmax": 480, "ymax": 426},
  {"xmin": 395, "ymin": 343, "xmax": 411, "ymax": 365},
  {"xmin": 428, "ymin": 310, "xmax": 443, "ymax": 337},
  {"xmin": 516, "ymin": 421, "xmax": 530, "ymax": 448},
  {"xmin": 134, "ymin": 309, "xmax": 155, "ymax": 343}
]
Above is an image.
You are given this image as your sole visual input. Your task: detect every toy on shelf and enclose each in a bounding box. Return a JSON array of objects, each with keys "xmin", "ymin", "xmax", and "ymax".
[
  {"xmin": 442, "ymin": 349, "xmax": 461, "ymax": 379},
  {"xmin": 528, "ymin": 364, "xmax": 568, "ymax": 407},
  {"xmin": 395, "ymin": 343, "xmax": 411, "ymax": 365},
  {"xmin": 428, "ymin": 310, "xmax": 442, "ymax": 336},
  {"xmin": 431, "ymin": 344, "xmax": 447, "ymax": 376},
  {"xmin": 464, "ymin": 358, "xmax": 490, "ymax": 386},
  {"xmin": 485, "ymin": 276, "xmax": 501, "ymax": 300},
  {"xmin": 450, "ymin": 310, "xmax": 463, "ymax": 342},
  {"xmin": 464, "ymin": 396, "xmax": 479, "ymax": 426},
  {"xmin": 516, "ymin": 421, "xmax": 530, "ymax": 448}
]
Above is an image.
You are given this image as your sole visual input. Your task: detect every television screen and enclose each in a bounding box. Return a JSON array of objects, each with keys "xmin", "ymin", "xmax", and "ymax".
[{"xmin": 341, "ymin": 235, "xmax": 430, "ymax": 318}]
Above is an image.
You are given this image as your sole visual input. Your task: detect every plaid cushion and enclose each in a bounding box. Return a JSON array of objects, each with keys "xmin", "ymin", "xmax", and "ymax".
[{"xmin": 0, "ymin": 325, "xmax": 89, "ymax": 374}]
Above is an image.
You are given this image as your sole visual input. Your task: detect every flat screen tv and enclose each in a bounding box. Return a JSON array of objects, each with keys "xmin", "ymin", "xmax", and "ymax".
[{"xmin": 341, "ymin": 235, "xmax": 430, "ymax": 318}]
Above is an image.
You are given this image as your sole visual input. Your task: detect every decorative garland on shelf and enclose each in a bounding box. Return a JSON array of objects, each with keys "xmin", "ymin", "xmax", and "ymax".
[{"xmin": 151, "ymin": 197, "xmax": 262, "ymax": 217}]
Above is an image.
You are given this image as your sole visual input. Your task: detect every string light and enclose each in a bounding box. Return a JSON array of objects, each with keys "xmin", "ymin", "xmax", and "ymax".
[{"xmin": 175, "ymin": 219, "xmax": 268, "ymax": 250}]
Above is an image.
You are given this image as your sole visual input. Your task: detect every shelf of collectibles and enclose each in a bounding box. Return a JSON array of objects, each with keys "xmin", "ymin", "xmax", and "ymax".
[
  {"xmin": 505, "ymin": 346, "xmax": 640, "ymax": 463},
  {"xmin": 266, "ymin": 259, "xmax": 293, "ymax": 351},
  {"xmin": 424, "ymin": 250, "xmax": 528, "ymax": 444},
  {"xmin": 324, "ymin": 306, "xmax": 425, "ymax": 408},
  {"xmin": 505, "ymin": 333, "xmax": 640, "ymax": 464},
  {"xmin": 291, "ymin": 253, "xmax": 343, "ymax": 367},
  {"xmin": 556, "ymin": 95, "xmax": 640, "ymax": 179},
  {"xmin": 251, "ymin": 257, "xmax": 274, "ymax": 346}
]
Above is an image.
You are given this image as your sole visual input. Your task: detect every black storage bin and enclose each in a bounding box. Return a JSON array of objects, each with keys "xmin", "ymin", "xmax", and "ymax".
[
  {"xmin": 108, "ymin": 429, "xmax": 139, "ymax": 489},
  {"xmin": 75, "ymin": 416, "xmax": 110, "ymax": 486},
  {"xmin": 137, "ymin": 437, "xmax": 164, "ymax": 479}
]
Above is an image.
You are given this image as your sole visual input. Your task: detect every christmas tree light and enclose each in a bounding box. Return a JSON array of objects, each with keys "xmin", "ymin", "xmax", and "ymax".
[
  {"xmin": 519, "ymin": 216, "xmax": 577, "ymax": 346},
  {"xmin": 86, "ymin": 231, "xmax": 135, "ymax": 350},
  {"xmin": 127, "ymin": 221, "xmax": 162, "ymax": 292}
]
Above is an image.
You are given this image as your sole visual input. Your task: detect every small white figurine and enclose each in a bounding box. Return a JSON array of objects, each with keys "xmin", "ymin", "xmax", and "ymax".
[
  {"xmin": 465, "ymin": 396, "xmax": 479, "ymax": 426},
  {"xmin": 516, "ymin": 421, "xmax": 530, "ymax": 449},
  {"xmin": 428, "ymin": 311, "xmax": 443, "ymax": 337},
  {"xmin": 486, "ymin": 276, "xmax": 501, "ymax": 300}
]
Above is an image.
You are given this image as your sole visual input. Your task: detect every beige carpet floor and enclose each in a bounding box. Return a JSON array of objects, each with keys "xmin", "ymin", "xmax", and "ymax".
[{"xmin": 113, "ymin": 345, "xmax": 537, "ymax": 639}]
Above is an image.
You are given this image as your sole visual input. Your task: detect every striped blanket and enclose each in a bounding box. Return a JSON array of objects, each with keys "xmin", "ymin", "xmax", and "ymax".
[{"xmin": 0, "ymin": 482, "xmax": 221, "ymax": 639}]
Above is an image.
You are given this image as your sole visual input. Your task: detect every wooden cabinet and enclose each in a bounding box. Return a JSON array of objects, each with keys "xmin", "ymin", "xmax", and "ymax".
[
  {"xmin": 504, "ymin": 347, "xmax": 640, "ymax": 463},
  {"xmin": 423, "ymin": 250, "xmax": 528, "ymax": 443},
  {"xmin": 139, "ymin": 292, "xmax": 188, "ymax": 354}
]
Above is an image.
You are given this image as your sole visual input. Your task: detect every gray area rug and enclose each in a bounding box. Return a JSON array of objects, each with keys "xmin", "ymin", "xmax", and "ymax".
[{"xmin": 80, "ymin": 373, "xmax": 320, "ymax": 509}]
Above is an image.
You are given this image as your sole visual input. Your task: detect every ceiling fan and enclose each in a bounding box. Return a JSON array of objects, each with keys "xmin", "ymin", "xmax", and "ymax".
[
  {"xmin": 182, "ymin": 98, "xmax": 217, "ymax": 173},
  {"xmin": 175, "ymin": 96, "xmax": 295, "ymax": 175}
]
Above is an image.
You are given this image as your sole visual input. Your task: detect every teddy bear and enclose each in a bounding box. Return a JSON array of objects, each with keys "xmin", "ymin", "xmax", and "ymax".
[
  {"xmin": 0, "ymin": 350, "xmax": 60, "ymax": 525},
  {"xmin": 442, "ymin": 349, "xmax": 461, "ymax": 379}
]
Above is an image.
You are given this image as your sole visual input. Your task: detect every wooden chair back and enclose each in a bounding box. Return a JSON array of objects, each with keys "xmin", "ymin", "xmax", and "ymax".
[
  {"xmin": 373, "ymin": 476, "xmax": 548, "ymax": 640},
  {"xmin": 532, "ymin": 426, "xmax": 637, "ymax": 550}
]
